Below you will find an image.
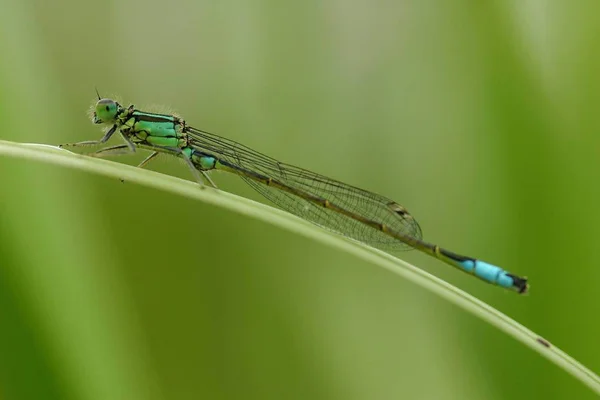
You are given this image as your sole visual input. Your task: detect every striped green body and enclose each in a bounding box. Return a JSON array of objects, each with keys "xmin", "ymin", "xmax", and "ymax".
[{"xmin": 121, "ymin": 110, "xmax": 187, "ymax": 148}]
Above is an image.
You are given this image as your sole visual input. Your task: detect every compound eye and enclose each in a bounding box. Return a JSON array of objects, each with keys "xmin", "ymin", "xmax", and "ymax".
[{"xmin": 94, "ymin": 99, "xmax": 118, "ymax": 123}]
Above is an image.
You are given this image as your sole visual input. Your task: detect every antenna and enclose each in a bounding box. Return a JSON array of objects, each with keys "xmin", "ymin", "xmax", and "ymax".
[{"xmin": 95, "ymin": 87, "xmax": 101, "ymax": 100}]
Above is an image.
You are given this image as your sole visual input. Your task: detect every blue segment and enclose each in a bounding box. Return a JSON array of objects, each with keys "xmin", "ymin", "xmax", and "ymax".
[
  {"xmin": 199, "ymin": 156, "xmax": 216, "ymax": 170},
  {"xmin": 473, "ymin": 260, "xmax": 502, "ymax": 282},
  {"xmin": 458, "ymin": 260, "xmax": 515, "ymax": 289},
  {"xmin": 460, "ymin": 259, "xmax": 475, "ymax": 273},
  {"xmin": 496, "ymin": 272, "xmax": 515, "ymax": 289}
]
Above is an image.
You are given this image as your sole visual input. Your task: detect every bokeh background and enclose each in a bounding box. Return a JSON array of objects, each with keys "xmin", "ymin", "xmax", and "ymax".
[{"xmin": 1, "ymin": 1, "xmax": 600, "ymax": 399}]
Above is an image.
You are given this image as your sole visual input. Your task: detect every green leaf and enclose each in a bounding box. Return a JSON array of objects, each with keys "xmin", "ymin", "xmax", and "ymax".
[{"xmin": 1, "ymin": 139, "xmax": 599, "ymax": 395}]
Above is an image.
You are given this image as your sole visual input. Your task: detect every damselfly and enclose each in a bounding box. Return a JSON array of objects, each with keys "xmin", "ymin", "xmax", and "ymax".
[{"xmin": 62, "ymin": 96, "xmax": 528, "ymax": 294}]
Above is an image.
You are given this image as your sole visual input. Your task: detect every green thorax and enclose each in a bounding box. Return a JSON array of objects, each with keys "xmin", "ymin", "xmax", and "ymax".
[
  {"xmin": 93, "ymin": 99, "xmax": 217, "ymax": 170},
  {"xmin": 120, "ymin": 108, "xmax": 188, "ymax": 149}
]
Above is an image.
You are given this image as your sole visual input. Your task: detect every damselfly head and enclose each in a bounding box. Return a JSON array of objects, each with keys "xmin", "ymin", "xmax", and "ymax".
[{"xmin": 93, "ymin": 98, "xmax": 119, "ymax": 124}]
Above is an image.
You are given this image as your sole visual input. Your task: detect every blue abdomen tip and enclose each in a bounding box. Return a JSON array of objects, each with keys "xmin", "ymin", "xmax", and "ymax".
[{"xmin": 459, "ymin": 260, "xmax": 514, "ymax": 289}]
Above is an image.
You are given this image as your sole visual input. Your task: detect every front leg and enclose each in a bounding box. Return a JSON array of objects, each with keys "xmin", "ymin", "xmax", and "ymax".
[
  {"xmin": 119, "ymin": 130, "xmax": 137, "ymax": 153},
  {"xmin": 92, "ymin": 146, "xmax": 159, "ymax": 170},
  {"xmin": 60, "ymin": 125, "xmax": 118, "ymax": 148},
  {"xmin": 89, "ymin": 144, "xmax": 137, "ymax": 158}
]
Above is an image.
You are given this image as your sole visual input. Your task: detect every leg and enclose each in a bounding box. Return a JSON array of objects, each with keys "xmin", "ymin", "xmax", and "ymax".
[
  {"xmin": 96, "ymin": 148, "xmax": 161, "ymax": 171},
  {"xmin": 91, "ymin": 145, "xmax": 159, "ymax": 185},
  {"xmin": 152, "ymin": 145, "xmax": 218, "ymax": 188},
  {"xmin": 119, "ymin": 131, "xmax": 136, "ymax": 153},
  {"xmin": 60, "ymin": 125, "xmax": 118, "ymax": 148},
  {"xmin": 200, "ymin": 170, "xmax": 217, "ymax": 188},
  {"xmin": 89, "ymin": 144, "xmax": 136, "ymax": 158},
  {"xmin": 137, "ymin": 151, "xmax": 160, "ymax": 169},
  {"xmin": 180, "ymin": 151, "xmax": 217, "ymax": 188}
]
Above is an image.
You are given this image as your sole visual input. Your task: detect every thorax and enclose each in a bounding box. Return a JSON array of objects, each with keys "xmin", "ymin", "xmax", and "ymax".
[{"xmin": 119, "ymin": 108, "xmax": 189, "ymax": 149}]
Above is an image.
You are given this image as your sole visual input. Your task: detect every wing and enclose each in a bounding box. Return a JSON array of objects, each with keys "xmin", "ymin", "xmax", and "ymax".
[{"xmin": 186, "ymin": 126, "xmax": 422, "ymax": 251}]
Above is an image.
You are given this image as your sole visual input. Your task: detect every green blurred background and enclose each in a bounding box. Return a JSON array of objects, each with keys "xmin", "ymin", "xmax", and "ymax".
[{"xmin": 1, "ymin": 0, "xmax": 599, "ymax": 399}]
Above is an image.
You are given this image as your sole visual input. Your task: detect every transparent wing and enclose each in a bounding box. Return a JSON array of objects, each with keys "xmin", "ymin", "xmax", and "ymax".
[{"xmin": 186, "ymin": 126, "xmax": 422, "ymax": 251}]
